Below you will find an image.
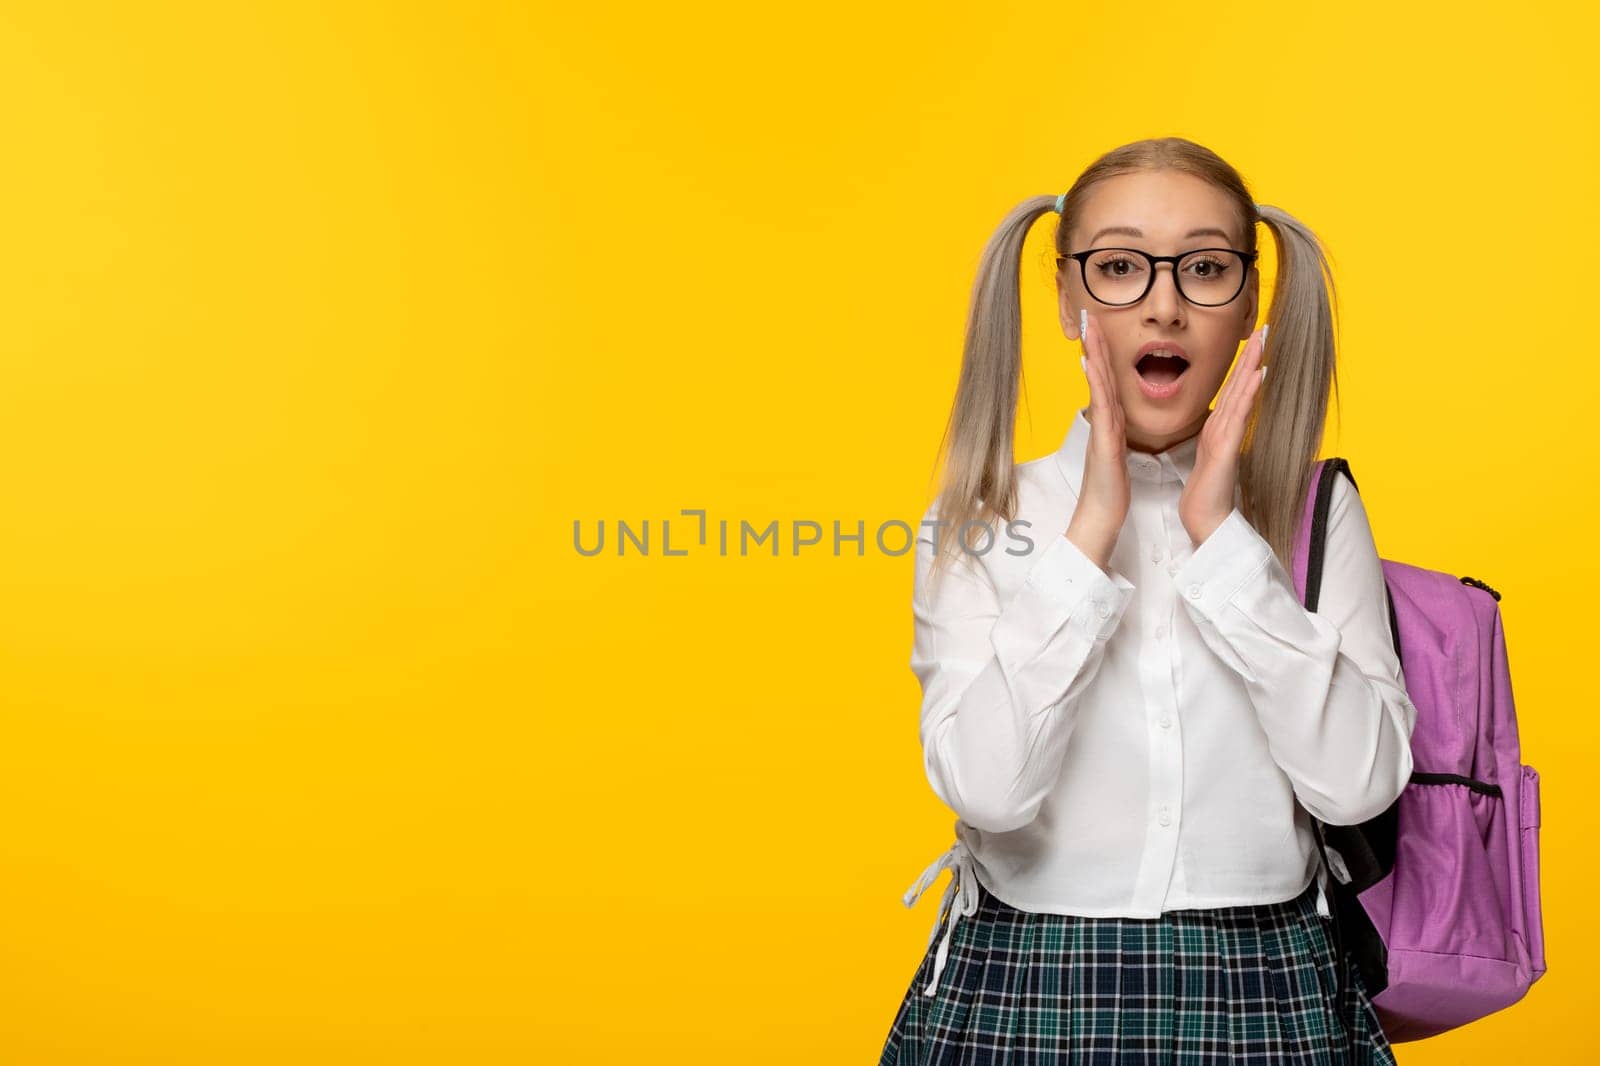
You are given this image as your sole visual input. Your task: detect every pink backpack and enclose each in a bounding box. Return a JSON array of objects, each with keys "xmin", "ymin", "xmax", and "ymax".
[{"xmin": 1291, "ymin": 457, "xmax": 1547, "ymax": 1042}]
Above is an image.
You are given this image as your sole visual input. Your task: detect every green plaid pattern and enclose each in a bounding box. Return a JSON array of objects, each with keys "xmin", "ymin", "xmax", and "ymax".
[{"xmin": 879, "ymin": 876, "xmax": 1396, "ymax": 1064}]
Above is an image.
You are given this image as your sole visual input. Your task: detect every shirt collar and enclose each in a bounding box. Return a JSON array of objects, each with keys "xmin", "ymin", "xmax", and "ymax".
[{"xmin": 1054, "ymin": 406, "xmax": 1202, "ymax": 495}]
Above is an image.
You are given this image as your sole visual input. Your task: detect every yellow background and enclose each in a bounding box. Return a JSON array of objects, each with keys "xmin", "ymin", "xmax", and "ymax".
[{"xmin": 0, "ymin": 1, "xmax": 1586, "ymax": 1061}]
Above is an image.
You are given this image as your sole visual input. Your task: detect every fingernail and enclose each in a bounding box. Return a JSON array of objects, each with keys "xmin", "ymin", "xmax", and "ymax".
[
  {"xmin": 1262, "ymin": 323, "xmax": 1270, "ymax": 346},
  {"xmin": 1261, "ymin": 365, "xmax": 1268, "ymax": 384},
  {"xmin": 1081, "ymin": 354, "xmax": 1088, "ymax": 376},
  {"xmin": 1080, "ymin": 308, "xmax": 1088, "ymax": 341}
]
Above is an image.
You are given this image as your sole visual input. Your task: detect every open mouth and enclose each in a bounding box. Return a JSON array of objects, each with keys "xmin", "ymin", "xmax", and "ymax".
[{"xmin": 1135, "ymin": 350, "xmax": 1190, "ymax": 385}]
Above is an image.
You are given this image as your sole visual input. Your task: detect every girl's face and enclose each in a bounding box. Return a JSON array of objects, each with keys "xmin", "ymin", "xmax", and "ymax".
[{"xmin": 1058, "ymin": 170, "xmax": 1260, "ymax": 455}]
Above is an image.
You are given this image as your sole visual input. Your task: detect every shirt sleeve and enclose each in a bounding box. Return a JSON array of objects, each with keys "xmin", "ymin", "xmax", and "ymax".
[
  {"xmin": 1168, "ymin": 475, "xmax": 1417, "ymax": 826},
  {"xmin": 911, "ymin": 502, "xmax": 1135, "ymax": 834}
]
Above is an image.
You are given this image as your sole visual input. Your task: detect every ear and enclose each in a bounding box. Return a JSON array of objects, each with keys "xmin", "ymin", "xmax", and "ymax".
[
  {"xmin": 1058, "ymin": 282, "xmax": 1080, "ymax": 341},
  {"xmin": 1241, "ymin": 267, "xmax": 1261, "ymax": 340}
]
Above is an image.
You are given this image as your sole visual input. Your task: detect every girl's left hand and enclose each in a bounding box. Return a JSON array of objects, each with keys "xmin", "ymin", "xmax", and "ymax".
[{"xmin": 1177, "ymin": 324, "xmax": 1269, "ymax": 546}]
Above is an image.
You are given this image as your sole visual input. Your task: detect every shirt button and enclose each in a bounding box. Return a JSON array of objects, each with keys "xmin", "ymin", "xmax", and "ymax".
[
  {"xmin": 1095, "ymin": 600, "xmax": 1110, "ymax": 619},
  {"xmin": 1166, "ymin": 564, "xmax": 1177, "ymax": 576},
  {"xmin": 1150, "ymin": 545, "xmax": 1163, "ymax": 563},
  {"xmin": 1160, "ymin": 715, "xmax": 1172, "ymax": 729},
  {"xmin": 1158, "ymin": 807, "xmax": 1172, "ymax": 826},
  {"xmin": 1187, "ymin": 584, "xmax": 1202, "ymax": 599},
  {"xmin": 1155, "ymin": 624, "xmax": 1167, "ymax": 638}
]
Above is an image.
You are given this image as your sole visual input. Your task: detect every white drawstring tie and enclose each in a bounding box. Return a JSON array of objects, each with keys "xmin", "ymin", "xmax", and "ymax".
[{"xmin": 902, "ymin": 829, "xmax": 981, "ymax": 997}]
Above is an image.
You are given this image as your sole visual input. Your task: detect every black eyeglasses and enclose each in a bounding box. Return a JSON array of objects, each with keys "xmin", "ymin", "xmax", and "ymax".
[{"xmin": 1055, "ymin": 247, "xmax": 1259, "ymax": 307}]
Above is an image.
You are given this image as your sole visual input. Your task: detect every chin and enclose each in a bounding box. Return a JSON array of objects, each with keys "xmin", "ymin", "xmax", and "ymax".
[
  {"xmin": 1128, "ymin": 403, "xmax": 1199, "ymax": 433},
  {"xmin": 1124, "ymin": 404, "xmax": 1208, "ymax": 454}
]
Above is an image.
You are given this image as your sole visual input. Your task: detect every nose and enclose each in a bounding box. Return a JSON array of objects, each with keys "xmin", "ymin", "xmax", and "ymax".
[{"xmin": 1142, "ymin": 262, "xmax": 1186, "ymax": 326}]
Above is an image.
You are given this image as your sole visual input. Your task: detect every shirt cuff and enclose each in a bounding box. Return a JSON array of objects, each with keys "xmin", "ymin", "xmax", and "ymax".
[
  {"xmin": 990, "ymin": 529, "xmax": 1133, "ymax": 649},
  {"xmin": 1170, "ymin": 507, "xmax": 1274, "ymax": 620},
  {"xmin": 1031, "ymin": 531, "xmax": 1136, "ymax": 641}
]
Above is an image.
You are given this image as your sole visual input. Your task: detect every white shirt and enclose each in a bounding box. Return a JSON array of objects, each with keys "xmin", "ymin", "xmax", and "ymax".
[{"xmin": 901, "ymin": 406, "xmax": 1417, "ymax": 996}]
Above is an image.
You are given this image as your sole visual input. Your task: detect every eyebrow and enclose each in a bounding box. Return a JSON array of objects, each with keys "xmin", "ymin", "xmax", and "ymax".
[{"xmin": 1087, "ymin": 225, "xmax": 1235, "ymax": 245}]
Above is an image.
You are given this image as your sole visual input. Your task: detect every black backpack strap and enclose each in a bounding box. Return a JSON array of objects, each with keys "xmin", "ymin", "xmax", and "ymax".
[
  {"xmin": 1305, "ymin": 458, "xmax": 1400, "ymax": 661},
  {"xmin": 1302, "ymin": 457, "xmax": 1393, "ymax": 1003}
]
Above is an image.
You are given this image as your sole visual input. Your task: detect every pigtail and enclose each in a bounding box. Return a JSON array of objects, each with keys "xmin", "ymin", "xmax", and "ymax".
[
  {"xmin": 1239, "ymin": 205, "xmax": 1341, "ymax": 573},
  {"xmin": 924, "ymin": 196, "xmax": 1057, "ymax": 594}
]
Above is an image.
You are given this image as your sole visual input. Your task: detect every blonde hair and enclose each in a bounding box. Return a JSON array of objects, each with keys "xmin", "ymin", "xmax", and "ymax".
[{"xmin": 925, "ymin": 136, "xmax": 1340, "ymax": 593}]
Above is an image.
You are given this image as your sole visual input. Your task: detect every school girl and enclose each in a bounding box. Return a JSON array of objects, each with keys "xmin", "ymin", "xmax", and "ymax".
[{"xmin": 878, "ymin": 136, "xmax": 1416, "ymax": 1064}]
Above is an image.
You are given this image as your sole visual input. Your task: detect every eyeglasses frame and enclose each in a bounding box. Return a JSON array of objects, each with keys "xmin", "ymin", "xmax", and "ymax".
[{"xmin": 1055, "ymin": 246, "xmax": 1261, "ymax": 307}]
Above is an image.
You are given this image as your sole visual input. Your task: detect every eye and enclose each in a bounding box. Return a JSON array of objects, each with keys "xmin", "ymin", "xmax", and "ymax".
[
  {"xmin": 1095, "ymin": 254, "xmax": 1142, "ymax": 278},
  {"xmin": 1183, "ymin": 255, "xmax": 1231, "ymax": 278}
]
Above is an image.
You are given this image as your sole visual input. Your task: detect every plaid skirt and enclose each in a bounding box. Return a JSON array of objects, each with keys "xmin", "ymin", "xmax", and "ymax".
[{"xmin": 879, "ymin": 874, "xmax": 1396, "ymax": 1065}]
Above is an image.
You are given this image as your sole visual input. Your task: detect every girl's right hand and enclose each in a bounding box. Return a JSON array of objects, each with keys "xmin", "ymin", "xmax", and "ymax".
[{"xmin": 1065, "ymin": 310, "xmax": 1130, "ymax": 570}]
